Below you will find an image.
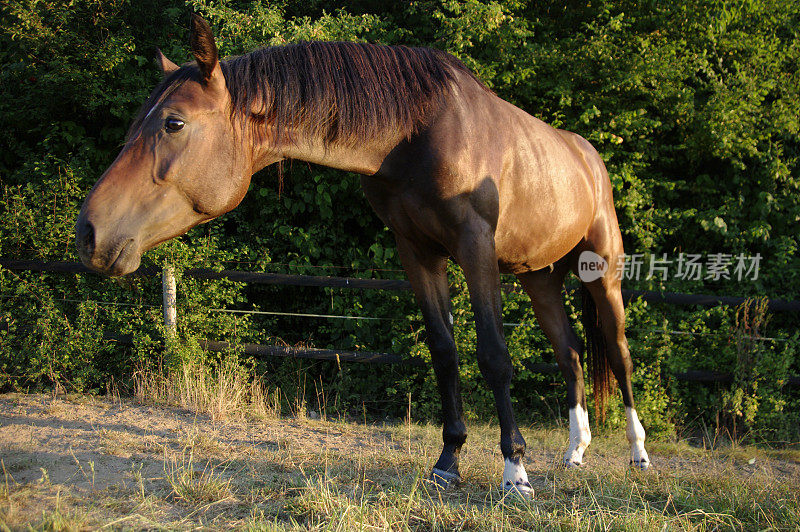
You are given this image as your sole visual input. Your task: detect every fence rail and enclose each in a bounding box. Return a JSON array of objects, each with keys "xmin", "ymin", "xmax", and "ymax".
[
  {"xmin": 2, "ymin": 258, "xmax": 799, "ymax": 386},
  {"xmin": 3, "ymin": 259, "xmax": 799, "ymax": 311}
]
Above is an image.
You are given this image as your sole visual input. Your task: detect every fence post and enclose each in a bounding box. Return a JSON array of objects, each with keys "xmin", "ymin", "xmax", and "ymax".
[{"xmin": 162, "ymin": 265, "xmax": 177, "ymax": 339}]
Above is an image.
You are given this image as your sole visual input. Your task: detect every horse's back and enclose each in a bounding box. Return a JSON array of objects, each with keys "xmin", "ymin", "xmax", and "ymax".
[{"xmin": 368, "ymin": 71, "xmax": 606, "ymax": 273}]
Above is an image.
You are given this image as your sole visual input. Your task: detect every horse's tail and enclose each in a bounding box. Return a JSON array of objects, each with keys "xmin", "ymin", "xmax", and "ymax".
[{"xmin": 581, "ymin": 284, "xmax": 614, "ymax": 423}]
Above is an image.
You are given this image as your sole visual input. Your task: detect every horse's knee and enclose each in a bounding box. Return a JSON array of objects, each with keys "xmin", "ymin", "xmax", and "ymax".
[
  {"xmin": 428, "ymin": 336, "xmax": 458, "ymax": 370},
  {"xmin": 476, "ymin": 349, "xmax": 513, "ymax": 389},
  {"xmin": 428, "ymin": 329, "xmax": 456, "ymax": 354}
]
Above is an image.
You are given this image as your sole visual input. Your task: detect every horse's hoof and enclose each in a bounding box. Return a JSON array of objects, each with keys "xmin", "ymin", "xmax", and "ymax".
[
  {"xmin": 630, "ymin": 459, "xmax": 650, "ymax": 471},
  {"xmin": 427, "ymin": 467, "xmax": 461, "ymax": 491},
  {"xmin": 502, "ymin": 479, "xmax": 533, "ymax": 500},
  {"xmin": 563, "ymin": 459, "xmax": 582, "ymax": 469}
]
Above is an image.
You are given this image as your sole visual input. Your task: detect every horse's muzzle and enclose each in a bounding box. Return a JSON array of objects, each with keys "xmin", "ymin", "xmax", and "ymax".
[{"xmin": 75, "ymin": 216, "xmax": 141, "ymax": 276}]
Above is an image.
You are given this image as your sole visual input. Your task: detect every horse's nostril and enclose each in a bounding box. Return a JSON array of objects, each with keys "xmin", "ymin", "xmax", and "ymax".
[{"xmin": 78, "ymin": 220, "xmax": 96, "ymax": 256}]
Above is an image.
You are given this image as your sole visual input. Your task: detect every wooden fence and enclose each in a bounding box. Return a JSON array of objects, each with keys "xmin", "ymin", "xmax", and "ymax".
[{"xmin": 2, "ymin": 258, "xmax": 798, "ymax": 386}]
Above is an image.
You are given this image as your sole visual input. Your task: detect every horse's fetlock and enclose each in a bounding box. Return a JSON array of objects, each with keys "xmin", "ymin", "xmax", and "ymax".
[{"xmin": 443, "ymin": 425, "xmax": 467, "ymax": 446}]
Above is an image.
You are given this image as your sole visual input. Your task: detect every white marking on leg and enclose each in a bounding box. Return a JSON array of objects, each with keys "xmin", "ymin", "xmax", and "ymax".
[
  {"xmin": 626, "ymin": 407, "xmax": 649, "ymax": 469},
  {"xmin": 564, "ymin": 404, "xmax": 591, "ymax": 467},
  {"xmin": 502, "ymin": 458, "xmax": 532, "ymax": 497},
  {"xmin": 448, "ymin": 312, "xmax": 454, "ymax": 325}
]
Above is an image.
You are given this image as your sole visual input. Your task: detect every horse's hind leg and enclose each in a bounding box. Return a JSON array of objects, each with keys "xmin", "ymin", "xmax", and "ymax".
[
  {"xmin": 394, "ymin": 236, "xmax": 467, "ymax": 489},
  {"xmin": 573, "ymin": 231, "xmax": 650, "ymax": 469},
  {"xmin": 517, "ymin": 264, "xmax": 591, "ymax": 467},
  {"xmin": 582, "ymin": 273, "xmax": 650, "ymax": 469}
]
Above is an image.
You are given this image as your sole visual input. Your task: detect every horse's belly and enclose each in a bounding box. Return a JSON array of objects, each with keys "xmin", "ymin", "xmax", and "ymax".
[
  {"xmin": 495, "ymin": 218, "xmax": 587, "ymax": 274},
  {"xmin": 493, "ymin": 169, "xmax": 595, "ymax": 273}
]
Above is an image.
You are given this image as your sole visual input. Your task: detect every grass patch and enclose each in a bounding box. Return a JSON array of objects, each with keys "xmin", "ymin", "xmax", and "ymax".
[
  {"xmin": 133, "ymin": 357, "xmax": 281, "ymax": 421},
  {"xmin": 163, "ymin": 447, "xmax": 233, "ymax": 505},
  {"xmin": 2, "ymin": 388, "xmax": 799, "ymax": 530},
  {"xmin": 23, "ymin": 492, "xmax": 89, "ymax": 532}
]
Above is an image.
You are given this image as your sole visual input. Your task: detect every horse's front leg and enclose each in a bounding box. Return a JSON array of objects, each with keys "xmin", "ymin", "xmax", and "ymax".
[
  {"xmin": 454, "ymin": 221, "xmax": 532, "ymax": 498},
  {"xmin": 395, "ymin": 236, "xmax": 467, "ymax": 490}
]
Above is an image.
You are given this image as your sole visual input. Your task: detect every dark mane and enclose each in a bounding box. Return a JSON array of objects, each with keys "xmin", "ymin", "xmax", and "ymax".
[
  {"xmin": 223, "ymin": 42, "xmax": 482, "ymax": 146},
  {"xmin": 130, "ymin": 42, "xmax": 483, "ymax": 146}
]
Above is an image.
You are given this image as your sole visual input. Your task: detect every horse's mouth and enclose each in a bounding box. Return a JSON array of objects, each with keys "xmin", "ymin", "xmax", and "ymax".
[
  {"xmin": 83, "ymin": 238, "xmax": 141, "ymax": 277},
  {"xmin": 106, "ymin": 239, "xmax": 141, "ymax": 277}
]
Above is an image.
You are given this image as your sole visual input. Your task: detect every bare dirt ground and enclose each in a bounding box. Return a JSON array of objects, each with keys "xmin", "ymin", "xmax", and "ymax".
[{"xmin": 1, "ymin": 393, "xmax": 799, "ymax": 530}]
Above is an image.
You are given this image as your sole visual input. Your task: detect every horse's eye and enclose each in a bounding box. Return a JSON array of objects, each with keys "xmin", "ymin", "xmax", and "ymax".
[{"xmin": 165, "ymin": 118, "xmax": 185, "ymax": 132}]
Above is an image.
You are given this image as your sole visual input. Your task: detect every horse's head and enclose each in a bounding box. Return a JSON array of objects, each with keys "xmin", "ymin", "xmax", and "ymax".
[{"xmin": 76, "ymin": 15, "xmax": 259, "ymax": 276}]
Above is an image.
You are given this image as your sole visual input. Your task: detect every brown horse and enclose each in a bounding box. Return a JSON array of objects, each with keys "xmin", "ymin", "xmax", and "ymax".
[{"xmin": 76, "ymin": 15, "xmax": 649, "ymax": 496}]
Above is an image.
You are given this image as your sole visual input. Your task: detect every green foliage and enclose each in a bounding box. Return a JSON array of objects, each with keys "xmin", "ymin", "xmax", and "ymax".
[{"xmin": 0, "ymin": 0, "xmax": 798, "ymax": 442}]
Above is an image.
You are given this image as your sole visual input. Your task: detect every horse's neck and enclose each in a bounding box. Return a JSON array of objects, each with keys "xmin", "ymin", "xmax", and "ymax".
[
  {"xmin": 250, "ymin": 128, "xmax": 403, "ymax": 176},
  {"xmin": 284, "ymin": 139, "xmax": 395, "ymax": 175}
]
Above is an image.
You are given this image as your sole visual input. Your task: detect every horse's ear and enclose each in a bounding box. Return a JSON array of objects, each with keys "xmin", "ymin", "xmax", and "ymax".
[
  {"xmin": 189, "ymin": 13, "xmax": 224, "ymax": 92},
  {"xmin": 154, "ymin": 48, "xmax": 179, "ymax": 77}
]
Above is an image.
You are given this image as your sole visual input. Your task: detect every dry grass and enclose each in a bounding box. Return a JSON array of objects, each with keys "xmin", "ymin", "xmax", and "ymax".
[
  {"xmin": 133, "ymin": 358, "xmax": 281, "ymax": 422},
  {"xmin": 163, "ymin": 447, "xmax": 233, "ymax": 505},
  {"xmin": 1, "ymin": 367, "xmax": 799, "ymax": 530}
]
